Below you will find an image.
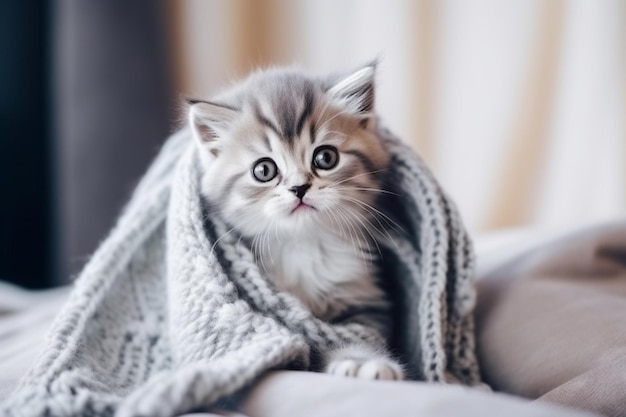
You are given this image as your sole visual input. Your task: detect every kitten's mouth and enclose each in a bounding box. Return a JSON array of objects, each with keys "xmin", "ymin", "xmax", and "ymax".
[{"xmin": 290, "ymin": 201, "xmax": 315, "ymax": 215}]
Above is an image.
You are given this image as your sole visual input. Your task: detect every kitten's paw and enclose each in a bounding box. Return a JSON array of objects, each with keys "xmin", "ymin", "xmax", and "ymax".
[
  {"xmin": 327, "ymin": 359, "xmax": 361, "ymax": 377},
  {"xmin": 326, "ymin": 358, "xmax": 404, "ymax": 381},
  {"xmin": 357, "ymin": 358, "xmax": 404, "ymax": 380}
]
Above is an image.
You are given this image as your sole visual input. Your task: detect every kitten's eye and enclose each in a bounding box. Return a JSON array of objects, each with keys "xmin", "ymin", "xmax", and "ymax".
[
  {"xmin": 313, "ymin": 146, "xmax": 339, "ymax": 170},
  {"xmin": 252, "ymin": 158, "xmax": 278, "ymax": 182}
]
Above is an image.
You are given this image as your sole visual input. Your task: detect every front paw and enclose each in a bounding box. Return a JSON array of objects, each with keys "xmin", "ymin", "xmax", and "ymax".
[{"xmin": 326, "ymin": 358, "xmax": 404, "ymax": 380}]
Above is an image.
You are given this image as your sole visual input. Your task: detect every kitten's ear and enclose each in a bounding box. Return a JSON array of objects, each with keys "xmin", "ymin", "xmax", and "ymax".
[
  {"xmin": 327, "ymin": 65, "xmax": 376, "ymax": 119},
  {"xmin": 187, "ymin": 99, "xmax": 239, "ymax": 157}
]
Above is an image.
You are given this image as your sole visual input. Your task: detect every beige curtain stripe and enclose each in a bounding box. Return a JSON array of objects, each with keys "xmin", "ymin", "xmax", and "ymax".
[
  {"xmin": 410, "ymin": 0, "xmax": 437, "ymax": 167},
  {"xmin": 165, "ymin": 0, "xmax": 188, "ymax": 95},
  {"xmin": 482, "ymin": 0, "xmax": 565, "ymax": 230},
  {"xmin": 230, "ymin": 0, "xmax": 272, "ymax": 76}
]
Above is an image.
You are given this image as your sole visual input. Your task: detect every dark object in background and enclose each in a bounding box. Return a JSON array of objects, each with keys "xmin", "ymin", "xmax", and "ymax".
[
  {"xmin": 0, "ymin": 2, "xmax": 52, "ymax": 289},
  {"xmin": 0, "ymin": 1, "xmax": 173, "ymax": 288},
  {"xmin": 54, "ymin": 0, "xmax": 173, "ymax": 284}
]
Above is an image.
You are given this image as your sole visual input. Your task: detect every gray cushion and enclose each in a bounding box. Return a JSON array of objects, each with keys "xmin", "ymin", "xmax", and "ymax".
[{"xmin": 476, "ymin": 220, "xmax": 626, "ymax": 417}]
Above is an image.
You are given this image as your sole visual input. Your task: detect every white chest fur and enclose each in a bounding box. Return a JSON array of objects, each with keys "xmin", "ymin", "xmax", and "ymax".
[{"xmin": 260, "ymin": 230, "xmax": 385, "ymax": 320}]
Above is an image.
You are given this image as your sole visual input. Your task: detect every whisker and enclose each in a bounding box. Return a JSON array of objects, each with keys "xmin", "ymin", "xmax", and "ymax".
[
  {"xmin": 340, "ymin": 195, "xmax": 405, "ymax": 230},
  {"xmin": 325, "ymin": 206, "xmax": 348, "ymax": 241},
  {"xmin": 344, "ymin": 198, "xmax": 390, "ymax": 235},
  {"xmin": 325, "ymin": 168, "xmax": 389, "ymax": 188},
  {"xmin": 356, "ymin": 206, "xmax": 400, "ymax": 253},
  {"xmin": 338, "ymin": 195, "xmax": 407, "ymax": 238},
  {"xmin": 316, "ymin": 96, "xmax": 335, "ymax": 125},
  {"xmin": 337, "ymin": 199, "xmax": 385, "ymax": 236},
  {"xmin": 345, "ymin": 207, "xmax": 383, "ymax": 258},
  {"xmin": 325, "ymin": 130, "xmax": 348, "ymax": 138},
  {"xmin": 252, "ymin": 230, "xmax": 268, "ymax": 273},
  {"xmin": 335, "ymin": 205, "xmax": 371, "ymax": 264},
  {"xmin": 210, "ymin": 223, "xmax": 240, "ymax": 254},
  {"xmin": 263, "ymin": 221, "xmax": 275, "ymax": 266},
  {"xmin": 317, "ymin": 107, "xmax": 354, "ymax": 134},
  {"xmin": 333, "ymin": 205, "xmax": 361, "ymax": 260},
  {"xmin": 334, "ymin": 186, "xmax": 400, "ymax": 196}
]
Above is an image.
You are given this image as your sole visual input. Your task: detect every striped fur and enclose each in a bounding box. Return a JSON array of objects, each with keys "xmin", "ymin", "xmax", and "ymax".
[{"xmin": 189, "ymin": 65, "xmax": 404, "ymax": 380}]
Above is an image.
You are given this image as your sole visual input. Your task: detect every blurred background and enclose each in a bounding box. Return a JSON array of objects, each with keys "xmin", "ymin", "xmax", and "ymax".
[{"xmin": 1, "ymin": 0, "xmax": 624, "ymax": 288}]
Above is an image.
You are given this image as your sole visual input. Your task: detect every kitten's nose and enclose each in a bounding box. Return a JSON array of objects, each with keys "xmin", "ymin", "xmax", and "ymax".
[{"xmin": 289, "ymin": 183, "xmax": 311, "ymax": 199}]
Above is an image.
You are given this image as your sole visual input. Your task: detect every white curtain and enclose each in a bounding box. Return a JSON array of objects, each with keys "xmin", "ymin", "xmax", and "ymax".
[{"xmin": 169, "ymin": 0, "xmax": 626, "ymax": 234}]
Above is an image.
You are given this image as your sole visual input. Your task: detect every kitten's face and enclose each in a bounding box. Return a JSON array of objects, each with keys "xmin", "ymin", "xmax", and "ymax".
[{"xmin": 189, "ymin": 66, "xmax": 389, "ymax": 237}]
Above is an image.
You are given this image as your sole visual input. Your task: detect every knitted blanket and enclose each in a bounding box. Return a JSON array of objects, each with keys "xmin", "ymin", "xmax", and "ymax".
[{"xmin": 3, "ymin": 127, "xmax": 481, "ymax": 417}]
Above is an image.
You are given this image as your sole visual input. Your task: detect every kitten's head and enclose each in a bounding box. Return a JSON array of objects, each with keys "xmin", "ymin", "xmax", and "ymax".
[{"xmin": 188, "ymin": 64, "xmax": 390, "ymax": 237}]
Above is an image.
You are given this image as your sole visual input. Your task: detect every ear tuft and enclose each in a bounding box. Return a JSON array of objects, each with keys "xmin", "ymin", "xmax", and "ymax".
[
  {"xmin": 187, "ymin": 100, "xmax": 239, "ymax": 156},
  {"xmin": 327, "ymin": 65, "xmax": 376, "ymax": 115}
]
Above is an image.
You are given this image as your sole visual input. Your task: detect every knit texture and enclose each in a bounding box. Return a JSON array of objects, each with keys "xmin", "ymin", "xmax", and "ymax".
[{"xmin": 2, "ymin": 127, "xmax": 481, "ymax": 417}]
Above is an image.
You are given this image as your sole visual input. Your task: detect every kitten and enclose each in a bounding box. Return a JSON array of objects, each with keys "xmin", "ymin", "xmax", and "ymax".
[{"xmin": 188, "ymin": 64, "xmax": 404, "ymax": 380}]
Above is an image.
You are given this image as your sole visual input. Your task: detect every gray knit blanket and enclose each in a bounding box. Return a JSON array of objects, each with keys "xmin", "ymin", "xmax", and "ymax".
[{"xmin": 3, "ymin": 127, "xmax": 481, "ymax": 417}]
